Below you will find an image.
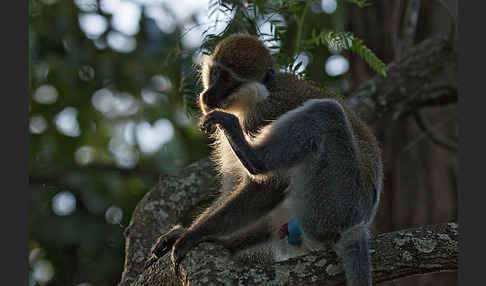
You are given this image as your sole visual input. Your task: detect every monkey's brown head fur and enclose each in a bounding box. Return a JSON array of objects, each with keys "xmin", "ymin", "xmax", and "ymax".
[{"xmin": 212, "ymin": 34, "xmax": 274, "ymax": 81}]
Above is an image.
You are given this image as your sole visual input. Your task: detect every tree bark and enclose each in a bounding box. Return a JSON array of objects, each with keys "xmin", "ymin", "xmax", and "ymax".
[
  {"xmin": 118, "ymin": 37, "xmax": 457, "ymax": 286},
  {"xmin": 134, "ymin": 222, "xmax": 458, "ymax": 286}
]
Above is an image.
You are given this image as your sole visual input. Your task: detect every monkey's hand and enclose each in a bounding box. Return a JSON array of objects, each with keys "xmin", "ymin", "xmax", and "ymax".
[
  {"xmin": 144, "ymin": 224, "xmax": 185, "ymax": 270},
  {"xmin": 199, "ymin": 111, "xmax": 238, "ymax": 133}
]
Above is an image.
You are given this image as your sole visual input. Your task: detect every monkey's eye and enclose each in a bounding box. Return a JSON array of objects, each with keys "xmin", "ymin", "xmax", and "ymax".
[
  {"xmin": 220, "ymin": 69, "xmax": 231, "ymax": 82},
  {"xmin": 210, "ymin": 66, "xmax": 220, "ymax": 83}
]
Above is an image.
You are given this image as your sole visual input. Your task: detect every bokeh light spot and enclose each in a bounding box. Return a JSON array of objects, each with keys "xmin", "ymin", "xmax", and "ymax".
[
  {"xmin": 92, "ymin": 89, "xmax": 139, "ymax": 118},
  {"xmin": 141, "ymin": 88, "xmax": 159, "ymax": 105},
  {"xmin": 321, "ymin": 0, "xmax": 337, "ymax": 14},
  {"xmin": 107, "ymin": 31, "xmax": 137, "ymax": 53},
  {"xmin": 145, "ymin": 5, "xmax": 176, "ymax": 33},
  {"xmin": 32, "ymin": 259, "xmax": 55, "ymax": 284},
  {"xmin": 54, "ymin": 107, "xmax": 81, "ymax": 137},
  {"xmin": 325, "ymin": 55, "xmax": 350, "ymax": 76},
  {"xmin": 78, "ymin": 13, "xmax": 108, "ymax": 40},
  {"xmin": 111, "ymin": 1, "xmax": 141, "ymax": 36},
  {"xmin": 109, "ymin": 138, "xmax": 139, "ymax": 169},
  {"xmin": 92, "ymin": 88, "xmax": 114, "ymax": 113},
  {"xmin": 150, "ymin": 75, "xmax": 172, "ymax": 92},
  {"xmin": 78, "ymin": 65, "xmax": 95, "ymax": 81},
  {"xmin": 100, "ymin": 0, "xmax": 121, "ymax": 15},
  {"xmin": 105, "ymin": 205, "xmax": 123, "ymax": 224},
  {"xmin": 74, "ymin": 0, "xmax": 98, "ymax": 12},
  {"xmin": 123, "ymin": 121, "xmax": 136, "ymax": 146},
  {"xmin": 33, "ymin": 84, "xmax": 58, "ymax": 105},
  {"xmin": 30, "ymin": 115, "xmax": 48, "ymax": 134},
  {"xmin": 52, "ymin": 191, "xmax": 77, "ymax": 216},
  {"xmin": 75, "ymin": 146, "xmax": 96, "ymax": 165},
  {"xmin": 136, "ymin": 119, "xmax": 174, "ymax": 154}
]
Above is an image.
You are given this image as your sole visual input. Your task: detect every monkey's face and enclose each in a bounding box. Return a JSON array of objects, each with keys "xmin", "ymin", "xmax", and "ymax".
[
  {"xmin": 199, "ymin": 60, "xmax": 269, "ymax": 115},
  {"xmin": 199, "ymin": 62, "xmax": 241, "ymax": 114}
]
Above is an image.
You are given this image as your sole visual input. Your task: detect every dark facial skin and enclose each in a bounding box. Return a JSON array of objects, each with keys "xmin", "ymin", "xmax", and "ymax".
[{"xmin": 200, "ymin": 65, "xmax": 241, "ymax": 110}]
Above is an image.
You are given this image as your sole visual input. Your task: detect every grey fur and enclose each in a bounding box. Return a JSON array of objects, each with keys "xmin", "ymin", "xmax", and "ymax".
[{"xmin": 148, "ymin": 35, "xmax": 383, "ymax": 286}]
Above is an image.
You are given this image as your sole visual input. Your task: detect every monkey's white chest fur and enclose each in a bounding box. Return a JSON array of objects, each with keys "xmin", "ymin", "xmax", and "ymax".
[{"xmin": 224, "ymin": 82, "xmax": 269, "ymax": 119}]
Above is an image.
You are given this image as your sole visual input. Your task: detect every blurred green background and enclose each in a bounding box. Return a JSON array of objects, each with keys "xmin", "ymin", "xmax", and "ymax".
[{"xmin": 29, "ymin": 0, "xmax": 214, "ymax": 285}]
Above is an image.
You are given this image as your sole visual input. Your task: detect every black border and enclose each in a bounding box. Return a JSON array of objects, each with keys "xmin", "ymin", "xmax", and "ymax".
[
  {"xmin": 3, "ymin": 0, "xmax": 29, "ymax": 284},
  {"xmin": 458, "ymin": 1, "xmax": 483, "ymax": 286}
]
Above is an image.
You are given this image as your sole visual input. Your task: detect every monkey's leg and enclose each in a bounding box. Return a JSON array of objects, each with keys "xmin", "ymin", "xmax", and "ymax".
[
  {"xmin": 215, "ymin": 216, "xmax": 278, "ymax": 255},
  {"xmin": 148, "ymin": 176, "xmax": 242, "ymax": 259},
  {"xmin": 170, "ymin": 178, "xmax": 288, "ymax": 265}
]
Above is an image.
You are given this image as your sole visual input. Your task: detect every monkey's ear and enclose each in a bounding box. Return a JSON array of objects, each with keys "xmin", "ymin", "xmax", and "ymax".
[{"xmin": 262, "ymin": 67, "xmax": 276, "ymax": 89}]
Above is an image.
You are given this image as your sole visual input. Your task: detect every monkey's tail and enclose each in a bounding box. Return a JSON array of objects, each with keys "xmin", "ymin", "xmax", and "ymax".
[{"xmin": 335, "ymin": 223, "xmax": 372, "ymax": 286}]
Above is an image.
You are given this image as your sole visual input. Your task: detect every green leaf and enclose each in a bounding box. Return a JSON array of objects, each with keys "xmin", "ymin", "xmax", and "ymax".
[{"xmin": 309, "ymin": 30, "xmax": 387, "ymax": 77}]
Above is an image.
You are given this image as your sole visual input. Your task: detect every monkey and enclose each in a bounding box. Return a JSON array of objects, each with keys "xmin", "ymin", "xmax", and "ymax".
[{"xmin": 145, "ymin": 33, "xmax": 383, "ymax": 286}]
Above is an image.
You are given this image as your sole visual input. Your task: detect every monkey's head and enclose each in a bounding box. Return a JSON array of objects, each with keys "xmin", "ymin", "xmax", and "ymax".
[{"xmin": 199, "ymin": 34, "xmax": 276, "ymax": 115}]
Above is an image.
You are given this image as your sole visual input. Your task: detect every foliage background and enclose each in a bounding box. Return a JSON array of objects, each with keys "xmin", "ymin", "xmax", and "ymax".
[{"xmin": 29, "ymin": 0, "xmax": 457, "ymax": 285}]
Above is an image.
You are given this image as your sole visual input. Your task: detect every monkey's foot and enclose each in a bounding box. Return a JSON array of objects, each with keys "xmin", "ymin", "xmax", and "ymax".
[
  {"xmin": 170, "ymin": 237, "xmax": 191, "ymax": 268},
  {"xmin": 144, "ymin": 224, "xmax": 185, "ymax": 270}
]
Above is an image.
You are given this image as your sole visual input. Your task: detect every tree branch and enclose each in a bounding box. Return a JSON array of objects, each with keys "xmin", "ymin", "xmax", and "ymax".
[
  {"xmin": 118, "ymin": 37, "xmax": 457, "ymax": 286},
  {"xmin": 345, "ymin": 37, "xmax": 456, "ymax": 122},
  {"xmin": 133, "ymin": 222, "xmax": 458, "ymax": 286}
]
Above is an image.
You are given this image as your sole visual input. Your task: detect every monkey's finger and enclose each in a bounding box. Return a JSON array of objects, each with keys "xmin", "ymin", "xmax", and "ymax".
[
  {"xmin": 144, "ymin": 255, "xmax": 158, "ymax": 270},
  {"xmin": 151, "ymin": 241, "xmax": 171, "ymax": 257},
  {"xmin": 170, "ymin": 257, "xmax": 180, "ymax": 279},
  {"xmin": 199, "ymin": 122, "xmax": 214, "ymax": 133}
]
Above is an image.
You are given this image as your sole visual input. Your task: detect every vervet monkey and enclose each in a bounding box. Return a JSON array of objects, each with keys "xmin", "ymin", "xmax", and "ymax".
[{"xmin": 146, "ymin": 34, "xmax": 383, "ymax": 286}]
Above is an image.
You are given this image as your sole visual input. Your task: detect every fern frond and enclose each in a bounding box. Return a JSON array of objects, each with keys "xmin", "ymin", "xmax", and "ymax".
[{"xmin": 309, "ymin": 30, "xmax": 387, "ymax": 77}]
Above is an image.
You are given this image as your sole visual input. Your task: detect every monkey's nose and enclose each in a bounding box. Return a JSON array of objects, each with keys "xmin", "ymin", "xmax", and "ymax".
[{"xmin": 201, "ymin": 91, "xmax": 218, "ymax": 109}]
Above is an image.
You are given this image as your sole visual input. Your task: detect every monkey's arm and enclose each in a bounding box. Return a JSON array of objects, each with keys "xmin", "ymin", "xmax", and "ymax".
[
  {"xmin": 201, "ymin": 111, "xmax": 267, "ymax": 174},
  {"xmin": 201, "ymin": 99, "xmax": 354, "ymax": 175}
]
